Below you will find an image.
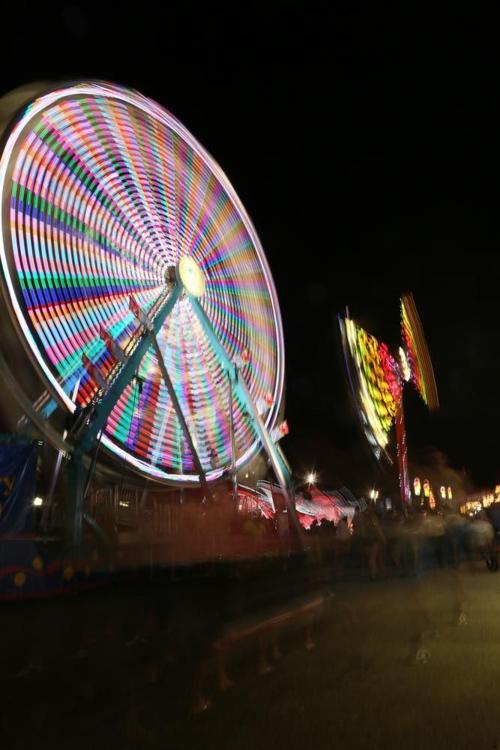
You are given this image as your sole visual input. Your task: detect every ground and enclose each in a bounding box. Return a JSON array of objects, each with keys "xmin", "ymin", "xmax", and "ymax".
[{"xmin": 2, "ymin": 561, "xmax": 500, "ymax": 749}]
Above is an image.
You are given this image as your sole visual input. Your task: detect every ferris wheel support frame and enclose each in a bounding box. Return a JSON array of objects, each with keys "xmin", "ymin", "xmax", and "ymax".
[
  {"xmin": 227, "ymin": 371, "xmax": 238, "ymax": 506},
  {"xmin": 144, "ymin": 320, "xmax": 212, "ymax": 497},
  {"xmin": 188, "ymin": 296, "xmax": 301, "ymax": 538},
  {"xmin": 66, "ymin": 271, "xmax": 297, "ymax": 548},
  {"xmin": 66, "ymin": 282, "xmax": 183, "ymax": 547}
]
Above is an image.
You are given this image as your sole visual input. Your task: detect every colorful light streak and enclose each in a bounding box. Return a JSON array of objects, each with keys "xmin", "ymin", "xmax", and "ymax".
[
  {"xmin": 341, "ymin": 294, "xmax": 438, "ymax": 461},
  {"xmin": 0, "ymin": 82, "xmax": 285, "ymax": 482},
  {"xmin": 401, "ymin": 293, "xmax": 439, "ymax": 411},
  {"xmin": 344, "ymin": 318, "xmax": 399, "ymax": 451}
]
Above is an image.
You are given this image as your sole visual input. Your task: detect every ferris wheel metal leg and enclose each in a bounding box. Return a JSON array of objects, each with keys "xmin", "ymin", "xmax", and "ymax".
[
  {"xmin": 188, "ymin": 297, "xmax": 302, "ymax": 542},
  {"xmin": 234, "ymin": 371, "xmax": 303, "ymax": 542},
  {"xmin": 67, "ymin": 448, "xmax": 85, "ymax": 548},
  {"xmin": 64, "ymin": 285, "xmax": 182, "ymax": 547},
  {"xmin": 146, "ymin": 330, "xmax": 213, "ymax": 502},
  {"xmin": 227, "ymin": 371, "xmax": 238, "ymax": 505},
  {"xmin": 76, "ymin": 284, "xmax": 182, "ymax": 458}
]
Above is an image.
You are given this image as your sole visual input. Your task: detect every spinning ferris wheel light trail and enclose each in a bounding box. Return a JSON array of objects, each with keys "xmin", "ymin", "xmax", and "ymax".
[{"xmin": 0, "ymin": 81, "xmax": 296, "ymax": 546}]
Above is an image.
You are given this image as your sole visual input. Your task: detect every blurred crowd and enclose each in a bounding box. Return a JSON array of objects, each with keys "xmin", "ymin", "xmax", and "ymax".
[{"xmin": 305, "ymin": 506, "xmax": 496, "ymax": 580}]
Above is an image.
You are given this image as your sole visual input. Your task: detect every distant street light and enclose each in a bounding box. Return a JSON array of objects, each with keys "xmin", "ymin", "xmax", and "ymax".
[{"xmin": 306, "ymin": 472, "xmax": 317, "ymax": 485}]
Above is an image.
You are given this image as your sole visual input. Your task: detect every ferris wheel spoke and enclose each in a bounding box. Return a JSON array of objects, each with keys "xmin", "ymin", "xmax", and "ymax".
[
  {"xmin": 103, "ymin": 106, "xmax": 167, "ymax": 258},
  {"xmin": 185, "ymin": 198, "xmax": 233, "ymax": 261},
  {"xmin": 146, "ymin": 325, "xmax": 210, "ymax": 491},
  {"xmin": 179, "ymin": 169, "xmax": 218, "ymax": 257},
  {"xmin": 189, "ymin": 205, "xmax": 244, "ymax": 264},
  {"xmin": 175, "ymin": 138, "xmax": 199, "ymax": 251},
  {"xmin": 37, "ymin": 116, "xmax": 156, "ymax": 260},
  {"xmin": 181, "ymin": 301, "xmax": 233, "ymax": 471},
  {"xmin": 162, "ymin": 128, "xmax": 183, "ymax": 259}
]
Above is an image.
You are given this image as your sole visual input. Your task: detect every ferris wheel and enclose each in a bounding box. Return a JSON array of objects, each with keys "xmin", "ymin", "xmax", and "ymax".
[{"xmin": 0, "ymin": 81, "xmax": 292, "ymax": 542}]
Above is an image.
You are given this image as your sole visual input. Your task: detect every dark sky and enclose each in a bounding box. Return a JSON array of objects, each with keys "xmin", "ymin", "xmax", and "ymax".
[{"xmin": 2, "ymin": 4, "xmax": 500, "ymax": 490}]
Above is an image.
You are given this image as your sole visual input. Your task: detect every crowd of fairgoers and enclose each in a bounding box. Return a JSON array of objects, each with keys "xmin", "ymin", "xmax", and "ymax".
[
  {"xmin": 236, "ymin": 481, "xmax": 498, "ymax": 578},
  {"xmin": 80, "ymin": 479, "xmax": 500, "ymax": 572},
  {"xmin": 302, "ymin": 503, "xmax": 497, "ymax": 579}
]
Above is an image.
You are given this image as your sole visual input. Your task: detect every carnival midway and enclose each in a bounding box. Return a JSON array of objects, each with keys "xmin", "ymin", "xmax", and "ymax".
[
  {"xmin": 2, "ymin": 80, "xmax": 500, "ymax": 748},
  {"xmin": 0, "ymin": 81, "xmax": 495, "ymax": 601}
]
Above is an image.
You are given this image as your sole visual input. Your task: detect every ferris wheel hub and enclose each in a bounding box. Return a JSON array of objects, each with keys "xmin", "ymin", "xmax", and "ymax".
[{"xmin": 177, "ymin": 256, "xmax": 206, "ymax": 298}]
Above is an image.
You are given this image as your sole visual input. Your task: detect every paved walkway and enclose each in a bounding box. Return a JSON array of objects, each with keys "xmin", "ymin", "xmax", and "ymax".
[{"xmin": 2, "ymin": 562, "xmax": 500, "ymax": 749}]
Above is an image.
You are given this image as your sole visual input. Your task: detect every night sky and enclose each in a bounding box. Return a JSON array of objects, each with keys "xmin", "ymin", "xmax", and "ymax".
[{"xmin": 2, "ymin": 5, "xmax": 499, "ymax": 491}]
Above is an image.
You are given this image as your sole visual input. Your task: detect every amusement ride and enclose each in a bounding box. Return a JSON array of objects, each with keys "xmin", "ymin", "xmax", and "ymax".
[
  {"xmin": 0, "ymin": 81, "xmax": 297, "ymax": 552},
  {"xmin": 339, "ymin": 294, "xmax": 439, "ymax": 507}
]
